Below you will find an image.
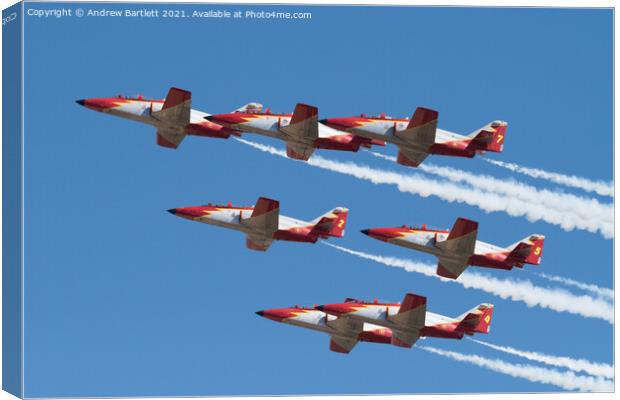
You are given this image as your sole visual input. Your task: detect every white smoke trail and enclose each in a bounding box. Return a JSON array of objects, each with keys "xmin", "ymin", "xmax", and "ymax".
[
  {"xmin": 419, "ymin": 346, "xmax": 614, "ymax": 392},
  {"xmin": 323, "ymin": 243, "xmax": 613, "ymax": 324},
  {"xmin": 368, "ymin": 152, "xmax": 613, "ymax": 238},
  {"xmin": 236, "ymin": 139, "xmax": 613, "ymax": 238},
  {"xmin": 535, "ymin": 272, "xmax": 613, "ymax": 301},
  {"xmin": 483, "ymin": 158, "xmax": 613, "ymax": 198},
  {"xmin": 469, "ymin": 338, "xmax": 613, "ymax": 379}
]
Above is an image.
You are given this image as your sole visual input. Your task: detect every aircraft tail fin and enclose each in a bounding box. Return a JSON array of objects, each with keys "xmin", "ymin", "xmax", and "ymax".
[
  {"xmin": 456, "ymin": 304, "xmax": 494, "ymax": 334},
  {"xmin": 311, "ymin": 207, "xmax": 349, "ymax": 238},
  {"xmin": 467, "ymin": 121, "xmax": 507, "ymax": 153},
  {"xmin": 507, "ymin": 235, "xmax": 546, "ymax": 265}
]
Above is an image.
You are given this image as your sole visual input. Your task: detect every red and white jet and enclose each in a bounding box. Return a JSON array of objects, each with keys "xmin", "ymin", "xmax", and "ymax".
[
  {"xmin": 168, "ymin": 197, "xmax": 348, "ymax": 251},
  {"xmin": 362, "ymin": 218, "xmax": 545, "ymax": 279},
  {"xmin": 321, "ymin": 108, "xmax": 507, "ymax": 167},
  {"xmin": 205, "ymin": 103, "xmax": 385, "ymax": 161},
  {"xmin": 76, "ymin": 87, "xmax": 248, "ymax": 148},
  {"xmin": 257, "ymin": 293, "xmax": 493, "ymax": 354}
]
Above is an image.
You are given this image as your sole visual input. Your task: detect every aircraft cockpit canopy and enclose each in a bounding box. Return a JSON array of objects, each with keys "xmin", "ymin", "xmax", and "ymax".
[{"xmin": 236, "ymin": 102, "xmax": 263, "ymax": 114}]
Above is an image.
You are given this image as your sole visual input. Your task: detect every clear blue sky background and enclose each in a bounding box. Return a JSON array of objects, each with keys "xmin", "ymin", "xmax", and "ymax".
[{"xmin": 22, "ymin": 3, "xmax": 612, "ymax": 396}]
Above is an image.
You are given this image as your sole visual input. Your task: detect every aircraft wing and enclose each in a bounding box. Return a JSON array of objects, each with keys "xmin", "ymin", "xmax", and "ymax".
[
  {"xmin": 245, "ymin": 234, "xmax": 274, "ymax": 251},
  {"xmin": 390, "ymin": 293, "xmax": 426, "ymax": 329},
  {"xmin": 327, "ymin": 316, "xmax": 364, "ymax": 354},
  {"xmin": 436, "ymin": 257, "xmax": 469, "ymax": 279},
  {"xmin": 329, "ymin": 334, "xmax": 359, "ymax": 354},
  {"xmin": 280, "ymin": 103, "xmax": 319, "ymax": 141},
  {"xmin": 242, "ymin": 198, "xmax": 279, "ymax": 251},
  {"xmin": 395, "ymin": 107, "xmax": 438, "ymax": 147},
  {"xmin": 435, "ymin": 218, "xmax": 478, "ymax": 256},
  {"xmin": 391, "ymin": 328, "xmax": 421, "ymax": 348},
  {"xmin": 152, "ymin": 87, "xmax": 191, "ymax": 126},
  {"xmin": 286, "ymin": 141, "xmax": 316, "ymax": 161},
  {"xmin": 396, "ymin": 147, "xmax": 430, "ymax": 167},
  {"xmin": 156, "ymin": 127, "xmax": 186, "ymax": 149},
  {"xmin": 394, "ymin": 107, "xmax": 438, "ymax": 167},
  {"xmin": 152, "ymin": 88, "xmax": 192, "ymax": 148},
  {"xmin": 242, "ymin": 197, "xmax": 280, "ymax": 234}
]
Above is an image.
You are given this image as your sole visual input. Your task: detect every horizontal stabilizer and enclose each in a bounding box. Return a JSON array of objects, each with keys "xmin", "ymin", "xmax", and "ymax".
[
  {"xmin": 508, "ymin": 235, "xmax": 545, "ymax": 265},
  {"xmin": 457, "ymin": 304, "xmax": 494, "ymax": 334},
  {"xmin": 468, "ymin": 121, "xmax": 508, "ymax": 153},
  {"xmin": 311, "ymin": 208, "xmax": 349, "ymax": 238}
]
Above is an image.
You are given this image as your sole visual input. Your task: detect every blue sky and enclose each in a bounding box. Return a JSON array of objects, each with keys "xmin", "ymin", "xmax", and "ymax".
[{"xmin": 22, "ymin": 3, "xmax": 612, "ymax": 396}]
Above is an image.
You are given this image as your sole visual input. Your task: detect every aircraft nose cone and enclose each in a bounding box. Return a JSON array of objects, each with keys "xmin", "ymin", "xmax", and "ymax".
[
  {"xmin": 362, "ymin": 228, "xmax": 403, "ymax": 242},
  {"xmin": 315, "ymin": 305, "xmax": 324, "ymax": 311},
  {"xmin": 318, "ymin": 118, "xmax": 328, "ymax": 124},
  {"xmin": 206, "ymin": 113, "xmax": 249, "ymax": 127},
  {"xmin": 167, "ymin": 208, "xmax": 177, "ymax": 215},
  {"xmin": 255, "ymin": 311, "xmax": 264, "ymax": 317},
  {"xmin": 75, "ymin": 99, "xmax": 86, "ymax": 106},
  {"xmin": 323, "ymin": 118, "xmax": 355, "ymax": 130}
]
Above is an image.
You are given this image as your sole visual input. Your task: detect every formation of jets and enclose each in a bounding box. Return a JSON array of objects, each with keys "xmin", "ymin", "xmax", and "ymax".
[
  {"xmin": 77, "ymin": 86, "xmax": 544, "ymax": 355},
  {"xmin": 76, "ymin": 86, "xmax": 506, "ymax": 166},
  {"xmin": 257, "ymin": 293, "xmax": 493, "ymax": 353}
]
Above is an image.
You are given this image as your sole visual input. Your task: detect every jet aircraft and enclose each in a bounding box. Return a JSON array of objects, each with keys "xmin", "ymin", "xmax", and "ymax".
[
  {"xmin": 205, "ymin": 103, "xmax": 385, "ymax": 161},
  {"xmin": 321, "ymin": 108, "xmax": 507, "ymax": 167},
  {"xmin": 168, "ymin": 197, "xmax": 348, "ymax": 251},
  {"xmin": 257, "ymin": 293, "xmax": 493, "ymax": 353},
  {"xmin": 362, "ymin": 218, "xmax": 545, "ymax": 279},
  {"xmin": 76, "ymin": 87, "xmax": 249, "ymax": 148}
]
